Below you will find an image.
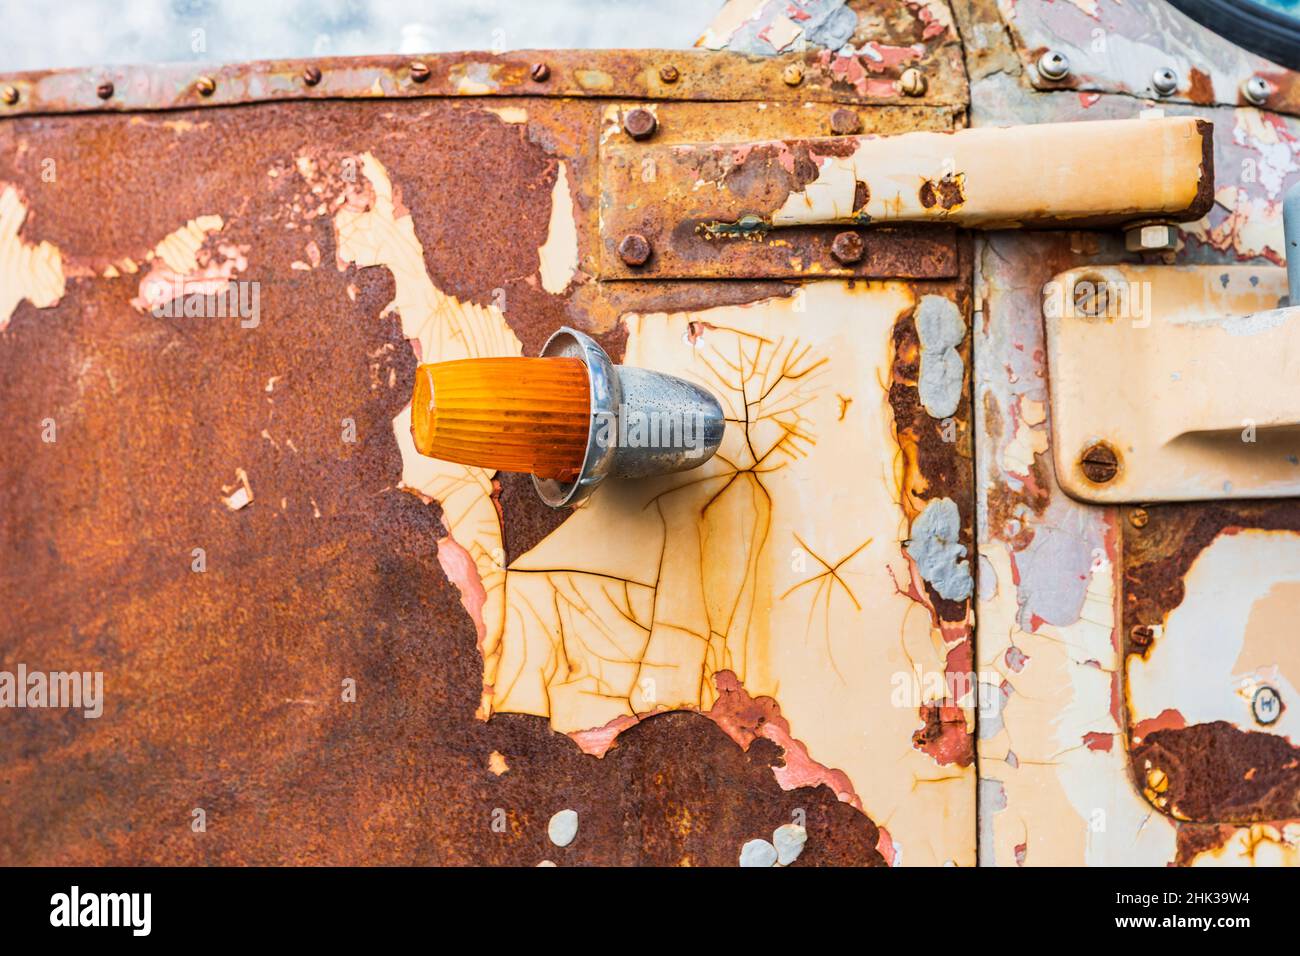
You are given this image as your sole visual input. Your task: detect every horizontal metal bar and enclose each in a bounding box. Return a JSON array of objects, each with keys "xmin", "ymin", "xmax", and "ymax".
[{"xmin": 600, "ymin": 117, "xmax": 1214, "ymax": 278}]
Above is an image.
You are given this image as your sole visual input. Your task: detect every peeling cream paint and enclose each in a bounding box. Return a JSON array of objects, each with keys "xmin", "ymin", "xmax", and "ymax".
[
  {"xmin": 1128, "ymin": 530, "xmax": 1300, "ymax": 745},
  {"xmin": 768, "ymin": 119, "xmax": 1207, "ymax": 228},
  {"xmin": 0, "ymin": 184, "xmax": 65, "ymax": 331},
  {"xmin": 537, "ymin": 161, "xmax": 578, "ymax": 294}
]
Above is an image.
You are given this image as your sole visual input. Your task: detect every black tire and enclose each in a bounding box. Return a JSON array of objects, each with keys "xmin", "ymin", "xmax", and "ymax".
[{"xmin": 1167, "ymin": 0, "xmax": 1300, "ymax": 71}]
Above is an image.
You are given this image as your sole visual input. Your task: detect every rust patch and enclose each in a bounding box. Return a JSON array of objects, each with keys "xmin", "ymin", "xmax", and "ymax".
[
  {"xmin": 1123, "ymin": 501, "xmax": 1300, "ymax": 645},
  {"xmin": 918, "ymin": 172, "xmax": 966, "ymax": 211},
  {"xmin": 888, "ymin": 238, "xmax": 975, "ymax": 623},
  {"xmin": 1133, "ymin": 721, "xmax": 1300, "ymax": 824}
]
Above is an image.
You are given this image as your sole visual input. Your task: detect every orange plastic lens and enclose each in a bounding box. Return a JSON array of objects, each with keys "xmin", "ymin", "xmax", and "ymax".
[{"xmin": 410, "ymin": 357, "xmax": 591, "ymax": 480}]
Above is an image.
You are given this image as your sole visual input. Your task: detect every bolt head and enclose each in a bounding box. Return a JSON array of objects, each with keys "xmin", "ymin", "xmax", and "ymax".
[
  {"xmin": 1151, "ymin": 67, "xmax": 1179, "ymax": 97},
  {"xmin": 617, "ymin": 233, "xmax": 651, "ymax": 267},
  {"xmin": 409, "ymin": 61, "xmax": 431, "ymax": 83},
  {"xmin": 782, "ymin": 63, "xmax": 804, "ymax": 87},
  {"xmin": 1252, "ymin": 685, "xmax": 1282, "ymax": 725},
  {"xmin": 829, "ymin": 108, "xmax": 862, "ymax": 136},
  {"xmin": 1037, "ymin": 50, "xmax": 1070, "ymax": 82},
  {"xmin": 0, "ymin": 85, "xmax": 17, "ymax": 106},
  {"xmin": 830, "ymin": 231, "xmax": 865, "ymax": 265},
  {"xmin": 530, "ymin": 62, "xmax": 551, "ymax": 82},
  {"xmin": 1128, "ymin": 507, "xmax": 1149, "ymax": 529},
  {"xmin": 1079, "ymin": 441, "xmax": 1119, "ymax": 483},
  {"xmin": 622, "ymin": 107, "xmax": 658, "ymax": 141},
  {"xmin": 96, "ymin": 81, "xmax": 114, "ymax": 100},
  {"xmin": 832, "ymin": 107, "xmax": 863, "ymax": 135},
  {"xmin": 1243, "ymin": 75, "xmax": 1271, "ymax": 106},
  {"xmin": 1125, "ymin": 222, "xmax": 1178, "ymax": 253},
  {"xmin": 899, "ymin": 68, "xmax": 927, "ymax": 97},
  {"xmin": 195, "ymin": 75, "xmax": 216, "ymax": 97},
  {"xmin": 658, "ymin": 65, "xmax": 679, "ymax": 84},
  {"xmin": 302, "ymin": 65, "xmax": 322, "ymax": 87}
]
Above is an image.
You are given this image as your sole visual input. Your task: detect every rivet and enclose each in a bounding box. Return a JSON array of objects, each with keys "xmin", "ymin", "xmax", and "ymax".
[
  {"xmin": 530, "ymin": 62, "xmax": 551, "ymax": 83},
  {"xmin": 1130, "ymin": 624, "xmax": 1155, "ymax": 650},
  {"xmin": 830, "ymin": 108, "xmax": 862, "ymax": 136},
  {"xmin": 622, "ymin": 107, "xmax": 658, "ymax": 141},
  {"xmin": 899, "ymin": 68, "xmax": 927, "ymax": 97},
  {"xmin": 1242, "ymin": 75, "xmax": 1271, "ymax": 107},
  {"xmin": 1037, "ymin": 50, "xmax": 1071, "ymax": 81},
  {"xmin": 0, "ymin": 85, "xmax": 17, "ymax": 106},
  {"xmin": 782, "ymin": 63, "xmax": 804, "ymax": 87},
  {"xmin": 617, "ymin": 233, "xmax": 651, "ymax": 267},
  {"xmin": 409, "ymin": 61, "xmax": 431, "ymax": 83},
  {"xmin": 96, "ymin": 81, "xmax": 114, "ymax": 100},
  {"xmin": 195, "ymin": 75, "xmax": 216, "ymax": 97},
  {"xmin": 658, "ymin": 65, "xmax": 679, "ymax": 84},
  {"xmin": 830, "ymin": 231, "xmax": 865, "ymax": 265},
  {"xmin": 1151, "ymin": 67, "xmax": 1179, "ymax": 97},
  {"xmin": 1079, "ymin": 441, "xmax": 1119, "ymax": 483},
  {"xmin": 302, "ymin": 65, "xmax": 322, "ymax": 87},
  {"xmin": 1128, "ymin": 507, "xmax": 1149, "ymax": 529},
  {"xmin": 1252, "ymin": 685, "xmax": 1282, "ymax": 725}
]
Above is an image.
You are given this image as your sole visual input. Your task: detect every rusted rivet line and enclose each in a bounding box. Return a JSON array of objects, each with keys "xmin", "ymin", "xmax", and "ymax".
[
  {"xmin": 1130, "ymin": 624, "xmax": 1155, "ymax": 649},
  {"xmin": 530, "ymin": 62, "xmax": 550, "ymax": 82},
  {"xmin": 617, "ymin": 233, "xmax": 651, "ymax": 267},
  {"xmin": 302, "ymin": 65, "xmax": 322, "ymax": 87},
  {"xmin": 409, "ymin": 61, "xmax": 431, "ymax": 83},
  {"xmin": 781, "ymin": 63, "xmax": 804, "ymax": 87},
  {"xmin": 829, "ymin": 108, "xmax": 861, "ymax": 136},
  {"xmin": 1128, "ymin": 507, "xmax": 1149, "ymax": 529},
  {"xmin": 830, "ymin": 231, "xmax": 864, "ymax": 265},
  {"xmin": 658, "ymin": 65, "xmax": 679, "ymax": 84},
  {"xmin": 195, "ymin": 75, "xmax": 216, "ymax": 97},
  {"xmin": 1079, "ymin": 441, "xmax": 1119, "ymax": 483},
  {"xmin": 96, "ymin": 81, "xmax": 114, "ymax": 100},
  {"xmin": 899, "ymin": 68, "xmax": 927, "ymax": 97},
  {"xmin": 622, "ymin": 107, "xmax": 657, "ymax": 140}
]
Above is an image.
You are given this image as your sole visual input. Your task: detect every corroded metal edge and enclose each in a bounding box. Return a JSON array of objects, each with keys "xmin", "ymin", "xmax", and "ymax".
[{"xmin": 0, "ymin": 48, "xmax": 967, "ymax": 119}]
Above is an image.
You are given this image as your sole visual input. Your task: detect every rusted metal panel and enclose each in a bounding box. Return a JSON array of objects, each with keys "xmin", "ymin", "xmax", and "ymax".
[
  {"xmin": 0, "ymin": 48, "xmax": 975, "ymax": 864},
  {"xmin": 997, "ymin": 0, "xmax": 1300, "ymax": 118},
  {"xmin": 598, "ymin": 99, "xmax": 963, "ymax": 279},
  {"xmin": 1124, "ymin": 502, "xmax": 1300, "ymax": 857}
]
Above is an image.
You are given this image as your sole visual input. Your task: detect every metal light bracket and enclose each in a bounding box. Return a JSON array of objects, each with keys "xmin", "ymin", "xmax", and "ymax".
[{"xmin": 533, "ymin": 327, "xmax": 726, "ymax": 508}]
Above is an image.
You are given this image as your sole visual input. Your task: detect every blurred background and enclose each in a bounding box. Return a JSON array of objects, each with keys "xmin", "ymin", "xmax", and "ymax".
[{"xmin": 0, "ymin": 0, "xmax": 711, "ymax": 71}]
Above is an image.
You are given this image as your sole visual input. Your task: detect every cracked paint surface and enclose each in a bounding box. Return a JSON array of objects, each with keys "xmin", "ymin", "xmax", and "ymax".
[{"xmin": 329, "ymin": 152, "xmax": 971, "ymax": 864}]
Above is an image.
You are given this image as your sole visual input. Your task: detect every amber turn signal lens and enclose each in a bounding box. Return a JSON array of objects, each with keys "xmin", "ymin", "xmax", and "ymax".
[{"xmin": 410, "ymin": 357, "xmax": 591, "ymax": 480}]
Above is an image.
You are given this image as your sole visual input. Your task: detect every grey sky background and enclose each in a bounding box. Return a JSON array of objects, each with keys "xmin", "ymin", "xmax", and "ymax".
[{"xmin": 0, "ymin": 0, "xmax": 718, "ymax": 72}]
